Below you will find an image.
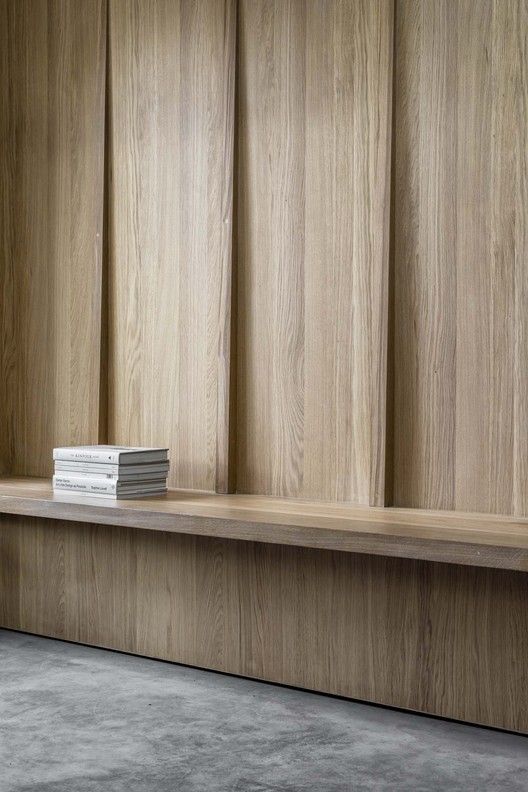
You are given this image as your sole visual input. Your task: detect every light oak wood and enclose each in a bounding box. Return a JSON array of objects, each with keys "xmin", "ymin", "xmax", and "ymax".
[
  {"xmin": 1, "ymin": 477, "xmax": 528, "ymax": 570},
  {"xmin": 1, "ymin": 0, "xmax": 527, "ymax": 739},
  {"xmin": 0, "ymin": 0, "xmax": 106, "ymax": 476},
  {"xmin": 107, "ymin": 0, "xmax": 236, "ymax": 492},
  {"xmin": 393, "ymin": 0, "xmax": 528, "ymax": 513},
  {"xmin": 2, "ymin": 514, "xmax": 527, "ymax": 732},
  {"xmin": 236, "ymin": 0, "xmax": 393, "ymax": 503}
]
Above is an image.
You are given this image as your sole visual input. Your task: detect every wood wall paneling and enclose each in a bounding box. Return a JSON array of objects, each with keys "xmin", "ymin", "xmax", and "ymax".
[
  {"xmin": 107, "ymin": 0, "xmax": 236, "ymax": 492},
  {"xmin": 2, "ymin": 515, "xmax": 527, "ymax": 733},
  {"xmin": 393, "ymin": 0, "xmax": 528, "ymax": 513},
  {"xmin": 236, "ymin": 0, "xmax": 393, "ymax": 503},
  {"xmin": 0, "ymin": 0, "xmax": 107, "ymax": 477},
  {"xmin": 2, "ymin": 0, "xmax": 527, "ymax": 515}
]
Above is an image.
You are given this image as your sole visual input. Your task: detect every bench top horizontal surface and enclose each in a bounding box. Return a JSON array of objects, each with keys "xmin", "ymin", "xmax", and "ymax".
[{"xmin": 0, "ymin": 477, "xmax": 527, "ymax": 570}]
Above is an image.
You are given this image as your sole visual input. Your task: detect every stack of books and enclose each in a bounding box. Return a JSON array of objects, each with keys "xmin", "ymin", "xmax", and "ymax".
[{"xmin": 52, "ymin": 446, "xmax": 170, "ymax": 499}]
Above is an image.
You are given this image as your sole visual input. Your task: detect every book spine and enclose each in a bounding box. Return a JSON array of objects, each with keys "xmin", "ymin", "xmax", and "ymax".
[
  {"xmin": 53, "ymin": 475, "xmax": 118, "ymax": 494},
  {"xmin": 53, "ymin": 490, "xmax": 117, "ymax": 499},
  {"xmin": 56, "ymin": 472, "xmax": 121, "ymax": 481},
  {"xmin": 55, "ymin": 471, "xmax": 165, "ymax": 483},
  {"xmin": 53, "ymin": 449, "xmax": 120, "ymax": 463},
  {"xmin": 54, "ymin": 463, "xmax": 121, "ymax": 475}
]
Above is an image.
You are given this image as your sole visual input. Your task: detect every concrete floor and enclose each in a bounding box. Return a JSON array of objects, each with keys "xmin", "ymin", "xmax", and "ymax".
[{"xmin": 1, "ymin": 630, "xmax": 527, "ymax": 792}]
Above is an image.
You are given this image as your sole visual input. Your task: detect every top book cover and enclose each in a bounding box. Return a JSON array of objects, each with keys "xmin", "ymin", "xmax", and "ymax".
[{"xmin": 53, "ymin": 446, "xmax": 169, "ymax": 465}]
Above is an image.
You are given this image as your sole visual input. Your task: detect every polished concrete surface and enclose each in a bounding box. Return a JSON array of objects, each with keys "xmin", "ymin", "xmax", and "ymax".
[{"xmin": 1, "ymin": 629, "xmax": 527, "ymax": 791}]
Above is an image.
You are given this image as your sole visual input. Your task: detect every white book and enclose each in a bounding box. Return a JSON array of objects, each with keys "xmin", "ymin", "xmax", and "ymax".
[
  {"xmin": 54, "ymin": 470, "xmax": 167, "ymax": 483},
  {"xmin": 54, "ymin": 466, "xmax": 169, "ymax": 482},
  {"xmin": 53, "ymin": 475, "xmax": 167, "ymax": 495},
  {"xmin": 53, "ymin": 487, "xmax": 167, "ymax": 500},
  {"xmin": 53, "ymin": 445, "xmax": 169, "ymax": 465},
  {"xmin": 54, "ymin": 461, "xmax": 170, "ymax": 476}
]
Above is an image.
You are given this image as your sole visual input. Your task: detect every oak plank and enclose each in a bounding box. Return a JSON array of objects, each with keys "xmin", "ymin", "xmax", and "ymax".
[
  {"xmin": 393, "ymin": 0, "xmax": 528, "ymax": 513},
  {"xmin": 236, "ymin": 0, "xmax": 393, "ymax": 503},
  {"xmin": 107, "ymin": 0, "xmax": 236, "ymax": 492},
  {"xmin": 0, "ymin": 0, "xmax": 106, "ymax": 476}
]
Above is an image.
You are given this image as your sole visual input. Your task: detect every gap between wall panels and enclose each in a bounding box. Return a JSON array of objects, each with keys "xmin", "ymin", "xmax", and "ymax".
[
  {"xmin": 98, "ymin": 0, "xmax": 111, "ymax": 448},
  {"xmin": 384, "ymin": 0, "xmax": 399, "ymax": 508}
]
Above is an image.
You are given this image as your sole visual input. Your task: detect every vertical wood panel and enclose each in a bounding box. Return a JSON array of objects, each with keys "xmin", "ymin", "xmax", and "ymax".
[
  {"xmin": 394, "ymin": 0, "xmax": 528, "ymax": 513},
  {"xmin": 236, "ymin": 0, "xmax": 393, "ymax": 503},
  {"xmin": 69, "ymin": 523, "xmax": 137, "ymax": 651},
  {"xmin": 0, "ymin": 0, "xmax": 106, "ymax": 476},
  {"xmin": 0, "ymin": 517, "xmax": 19, "ymax": 628},
  {"xmin": 2, "ymin": 516, "xmax": 527, "ymax": 733},
  {"xmin": 107, "ymin": 0, "xmax": 236, "ymax": 492},
  {"xmin": 18, "ymin": 519, "xmax": 67, "ymax": 638}
]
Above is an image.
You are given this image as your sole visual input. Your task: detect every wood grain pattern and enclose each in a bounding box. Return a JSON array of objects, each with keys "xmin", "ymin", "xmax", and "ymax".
[
  {"xmin": 2, "ymin": 514, "xmax": 527, "ymax": 732},
  {"xmin": 236, "ymin": 0, "xmax": 393, "ymax": 503},
  {"xmin": 107, "ymin": 0, "xmax": 236, "ymax": 492},
  {"xmin": 393, "ymin": 0, "xmax": 528, "ymax": 513},
  {"xmin": 0, "ymin": 0, "xmax": 106, "ymax": 477},
  {"xmin": 1, "ymin": 477, "xmax": 528, "ymax": 571}
]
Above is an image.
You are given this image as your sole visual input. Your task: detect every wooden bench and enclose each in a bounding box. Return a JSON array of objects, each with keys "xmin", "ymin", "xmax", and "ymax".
[{"xmin": 1, "ymin": 477, "xmax": 527, "ymax": 733}]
